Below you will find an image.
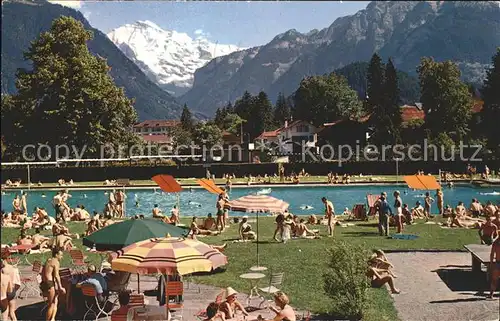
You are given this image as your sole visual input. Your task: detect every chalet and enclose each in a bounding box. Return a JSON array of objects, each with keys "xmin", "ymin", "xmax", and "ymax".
[
  {"xmin": 132, "ymin": 120, "xmax": 180, "ymax": 135},
  {"xmin": 255, "ymin": 120, "xmax": 318, "ymax": 154}
]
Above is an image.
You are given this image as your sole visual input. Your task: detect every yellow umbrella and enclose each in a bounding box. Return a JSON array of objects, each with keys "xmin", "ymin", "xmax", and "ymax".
[{"xmin": 110, "ymin": 237, "xmax": 227, "ymax": 276}]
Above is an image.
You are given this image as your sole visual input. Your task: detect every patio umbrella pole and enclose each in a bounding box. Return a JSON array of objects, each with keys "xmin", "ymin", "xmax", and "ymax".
[
  {"xmin": 137, "ymin": 273, "xmax": 140, "ymax": 292},
  {"xmin": 256, "ymin": 212, "xmax": 260, "ymax": 267}
]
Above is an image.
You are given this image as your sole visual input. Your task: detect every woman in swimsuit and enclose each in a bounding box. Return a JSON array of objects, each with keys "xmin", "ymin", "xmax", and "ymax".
[{"xmin": 258, "ymin": 291, "xmax": 296, "ymax": 321}]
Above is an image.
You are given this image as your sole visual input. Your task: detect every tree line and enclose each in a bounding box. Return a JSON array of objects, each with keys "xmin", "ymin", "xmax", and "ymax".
[{"xmin": 1, "ymin": 15, "xmax": 499, "ymax": 161}]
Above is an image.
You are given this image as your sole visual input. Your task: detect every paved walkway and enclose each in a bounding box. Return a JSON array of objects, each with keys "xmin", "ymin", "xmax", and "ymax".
[
  {"xmin": 13, "ymin": 268, "xmax": 306, "ymax": 321},
  {"xmin": 386, "ymin": 252, "xmax": 499, "ymax": 321}
]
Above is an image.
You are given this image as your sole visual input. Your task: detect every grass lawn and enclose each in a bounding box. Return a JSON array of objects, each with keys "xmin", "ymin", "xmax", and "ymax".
[{"xmin": 1, "ymin": 217, "xmax": 478, "ymax": 320}]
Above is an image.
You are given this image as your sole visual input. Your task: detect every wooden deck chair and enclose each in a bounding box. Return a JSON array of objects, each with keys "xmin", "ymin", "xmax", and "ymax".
[
  {"xmin": 18, "ymin": 260, "xmax": 42, "ymax": 298},
  {"xmin": 367, "ymin": 194, "xmax": 380, "ymax": 217},
  {"xmin": 128, "ymin": 293, "xmax": 145, "ymax": 308},
  {"xmin": 195, "ymin": 290, "xmax": 225, "ymax": 320},
  {"xmin": 80, "ymin": 283, "xmax": 109, "ymax": 320},
  {"xmin": 352, "ymin": 204, "xmax": 368, "ymax": 220},
  {"xmin": 69, "ymin": 249, "xmax": 88, "ymax": 273},
  {"xmin": 165, "ymin": 280, "xmax": 184, "ymax": 310},
  {"xmin": 110, "ymin": 311, "xmax": 128, "ymax": 321}
]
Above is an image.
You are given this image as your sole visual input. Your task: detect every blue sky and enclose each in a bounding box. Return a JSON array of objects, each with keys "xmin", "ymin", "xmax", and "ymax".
[{"xmin": 50, "ymin": 1, "xmax": 369, "ymax": 47}]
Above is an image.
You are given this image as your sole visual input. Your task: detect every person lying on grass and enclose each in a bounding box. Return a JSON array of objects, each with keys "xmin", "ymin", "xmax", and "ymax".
[{"xmin": 190, "ymin": 217, "xmax": 220, "ymax": 237}]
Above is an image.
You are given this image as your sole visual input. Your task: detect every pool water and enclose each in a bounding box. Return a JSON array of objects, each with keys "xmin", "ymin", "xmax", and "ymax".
[{"xmin": 1, "ymin": 185, "xmax": 499, "ymax": 218}]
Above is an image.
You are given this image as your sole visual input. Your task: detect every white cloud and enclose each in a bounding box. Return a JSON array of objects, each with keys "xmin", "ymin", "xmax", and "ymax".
[
  {"xmin": 194, "ymin": 29, "xmax": 204, "ymax": 36},
  {"xmin": 48, "ymin": 1, "xmax": 83, "ymax": 9}
]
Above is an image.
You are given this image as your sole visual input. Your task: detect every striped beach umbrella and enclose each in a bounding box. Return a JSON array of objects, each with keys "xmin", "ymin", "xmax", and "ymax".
[
  {"xmin": 227, "ymin": 195, "xmax": 289, "ymax": 214},
  {"xmin": 227, "ymin": 194, "xmax": 289, "ymax": 268},
  {"xmin": 110, "ymin": 237, "xmax": 227, "ymax": 276}
]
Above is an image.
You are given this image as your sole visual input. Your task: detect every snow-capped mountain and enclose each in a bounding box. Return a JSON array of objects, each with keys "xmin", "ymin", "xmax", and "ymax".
[{"xmin": 107, "ymin": 20, "xmax": 243, "ymax": 96}]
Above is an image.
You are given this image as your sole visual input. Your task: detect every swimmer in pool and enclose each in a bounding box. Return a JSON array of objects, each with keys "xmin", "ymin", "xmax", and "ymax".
[
  {"xmin": 135, "ymin": 201, "xmax": 139, "ymax": 208},
  {"xmin": 41, "ymin": 193, "xmax": 46, "ymax": 198}
]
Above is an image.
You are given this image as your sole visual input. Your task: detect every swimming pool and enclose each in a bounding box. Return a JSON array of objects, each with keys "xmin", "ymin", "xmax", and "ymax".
[{"xmin": 1, "ymin": 185, "xmax": 499, "ymax": 218}]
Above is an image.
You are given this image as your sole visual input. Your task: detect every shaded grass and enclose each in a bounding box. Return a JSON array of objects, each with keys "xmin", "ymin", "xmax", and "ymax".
[{"xmin": 1, "ymin": 217, "xmax": 478, "ymax": 320}]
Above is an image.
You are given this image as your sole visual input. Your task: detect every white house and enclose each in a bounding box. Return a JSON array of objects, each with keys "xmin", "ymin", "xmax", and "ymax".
[{"xmin": 255, "ymin": 120, "xmax": 317, "ymax": 154}]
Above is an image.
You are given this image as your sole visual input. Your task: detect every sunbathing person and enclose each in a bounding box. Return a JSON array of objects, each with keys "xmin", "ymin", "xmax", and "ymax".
[
  {"xmin": 455, "ymin": 201, "xmax": 467, "ymax": 218},
  {"xmin": 366, "ymin": 265, "xmax": 400, "ymax": 294},
  {"xmin": 443, "ymin": 205, "xmax": 453, "ymax": 217},
  {"xmin": 72, "ymin": 205, "xmax": 90, "ymax": 221},
  {"xmin": 307, "ymin": 215, "xmax": 318, "ymax": 225},
  {"xmin": 52, "ymin": 217, "xmax": 70, "ymax": 236},
  {"xmin": 257, "ymin": 291, "xmax": 296, "ymax": 321},
  {"xmin": 485, "ymin": 201, "xmax": 498, "ymax": 218},
  {"xmin": 85, "ymin": 218, "xmax": 99, "ymax": 236},
  {"xmin": 442, "ymin": 210, "xmax": 482, "ymax": 228},
  {"xmin": 478, "ymin": 215, "xmax": 498, "ymax": 245},
  {"xmin": 239, "ymin": 216, "xmax": 256, "ymax": 240},
  {"xmin": 368, "ymin": 250, "xmax": 397, "ymax": 278},
  {"xmin": 402, "ymin": 204, "xmax": 412, "ymax": 225},
  {"xmin": 190, "ymin": 217, "xmax": 219, "ymax": 236},
  {"xmin": 219, "ymin": 287, "xmax": 248, "ymax": 319},
  {"xmin": 202, "ymin": 302, "xmax": 226, "ymax": 321},
  {"xmin": 411, "ymin": 201, "xmax": 425, "ymax": 219},
  {"xmin": 202, "ymin": 213, "xmax": 216, "ymax": 230},
  {"xmin": 470, "ymin": 199, "xmax": 483, "ymax": 218},
  {"xmin": 152, "ymin": 204, "xmax": 164, "ymax": 218},
  {"xmin": 295, "ymin": 219, "xmax": 319, "ymax": 238},
  {"xmin": 49, "ymin": 234, "xmax": 74, "ymax": 252}
]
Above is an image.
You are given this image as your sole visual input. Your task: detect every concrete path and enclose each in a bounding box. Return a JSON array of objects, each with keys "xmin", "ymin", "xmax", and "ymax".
[
  {"xmin": 13, "ymin": 267, "xmax": 306, "ymax": 321},
  {"xmin": 386, "ymin": 252, "xmax": 499, "ymax": 321}
]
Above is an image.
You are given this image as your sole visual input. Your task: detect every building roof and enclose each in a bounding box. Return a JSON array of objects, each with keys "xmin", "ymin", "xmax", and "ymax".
[
  {"xmin": 139, "ymin": 134, "xmax": 173, "ymax": 144},
  {"xmin": 222, "ymin": 131, "xmax": 241, "ymax": 144},
  {"xmin": 401, "ymin": 105, "xmax": 425, "ymax": 122},
  {"xmin": 255, "ymin": 120, "xmax": 314, "ymax": 140},
  {"xmin": 133, "ymin": 120, "xmax": 180, "ymax": 128}
]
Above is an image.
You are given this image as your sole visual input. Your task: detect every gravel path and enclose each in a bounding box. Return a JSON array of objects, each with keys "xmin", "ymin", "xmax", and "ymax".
[{"xmin": 386, "ymin": 252, "xmax": 499, "ymax": 321}]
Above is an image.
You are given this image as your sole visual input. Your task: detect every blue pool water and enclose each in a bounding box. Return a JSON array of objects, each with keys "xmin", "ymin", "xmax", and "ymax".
[{"xmin": 1, "ymin": 185, "xmax": 499, "ymax": 218}]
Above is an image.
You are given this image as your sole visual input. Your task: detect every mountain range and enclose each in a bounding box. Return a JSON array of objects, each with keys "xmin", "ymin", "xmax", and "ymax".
[
  {"xmin": 1, "ymin": 0, "xmax": 182, "ymax": 120},
  {"xmin": 178, "ymin": 1, "xmax": 499, "ymax": 116},
  {"xmin": 107, "ymin": 21, "xmax": 243, "ymax": 96}
]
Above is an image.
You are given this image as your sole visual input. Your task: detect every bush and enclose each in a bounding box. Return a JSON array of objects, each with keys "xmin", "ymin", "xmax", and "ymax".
[{"xmin": 323, "ymin": 241, "xmax": 369, "ymax": 320}]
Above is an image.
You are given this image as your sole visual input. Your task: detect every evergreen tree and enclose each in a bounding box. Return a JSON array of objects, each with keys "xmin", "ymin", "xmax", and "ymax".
[
  {"xmin": 224, "ymin": 101, "xmax": 235, "ymax": 114},
  {"xmin": 234, "ymin": 91, "xmax": 254, "ymax": 138},
  {"xmin": 251, "ymin": 91, "xmax": 275, "ymax": 139},
  {"xmin": 1, "ymin": 16, "xmax": 138, "ymax": 160},
  {"xmin": 481, "ymin": 48, "xmax": 500, "ymax": 151},
  {"xmin": 371, "ymin": 58, "xmax": 402, "ymax": 145},
  {"xmin": 274, "ymin": 92, "xmax": 291, "ymax": 125},
  {"xmin": 214, "ymin": 108, "xmax": 224, "ymax": 128},
  {"xmin": 366, "ymin": 53, "xmax": 385, "ymax": 114},
  {"xmin": 180, "ymin": 104, "xmax": 194, "ymax": 131},
  {"xmin": 417, "ymin": 58, "xmax": 472, "ymax": 142}
]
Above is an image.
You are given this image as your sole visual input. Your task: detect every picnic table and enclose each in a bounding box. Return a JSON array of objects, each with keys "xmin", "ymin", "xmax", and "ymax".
[{"xmin": 464, "ymin": 244, "xmax": 491, "ymax": 274}]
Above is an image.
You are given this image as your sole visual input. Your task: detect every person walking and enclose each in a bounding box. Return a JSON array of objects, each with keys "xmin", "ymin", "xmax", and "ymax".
[{"xmin": 378, "ymin": 193, "xmax": 392, "ymax": 237}]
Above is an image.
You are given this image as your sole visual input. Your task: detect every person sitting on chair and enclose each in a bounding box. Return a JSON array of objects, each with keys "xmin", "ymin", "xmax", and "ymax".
[
  {"xmin": 111, "ymin": 291, "xmax": 131, "ymax": 318},
  {"xmin": 219, "ymin": 287, "xmax": 248, "ymax": 319}
]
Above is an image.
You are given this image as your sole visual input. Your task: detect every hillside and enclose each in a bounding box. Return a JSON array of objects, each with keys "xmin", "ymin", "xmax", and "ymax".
[
  {"xmin": 1, "ymin": 0, "xmax": 182, "ymax": 120},
  {"xmin": 181, "ymin": 1, "xmax": 499, "ymax": 116}
]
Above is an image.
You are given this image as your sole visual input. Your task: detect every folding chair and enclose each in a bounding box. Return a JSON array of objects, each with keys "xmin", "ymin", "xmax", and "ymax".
[
  {"xmin": 18, "ymin": 260, "xmax": 42, "ymax": 299},
  {"xmin": 352, "ymin": 204, "xmax": 368, "ymax": 220},
  {"xmin": 195, "ymin": 290, "xmax": 225, "ymax": 320},
  {"xmin": 165, "ymin": 281, "xmax": 184, "ymax": 321},
  {"xmin": 258, "ymin": 272, "xmax": 285, "ymax": 308},
  {"xmin": 69, "ymin": 249, "xmax": 88, "ymax": 273},
  {"xmin": 110, "ymin": 311, "xmax": 128, "ymax": 321},
  {"xmin": 80, "ymin": 283, "xmax": 109, "ymax": 320},
  {"xmin": 128, "ymin": 293, "xmax": 145, "ymax": 308}
]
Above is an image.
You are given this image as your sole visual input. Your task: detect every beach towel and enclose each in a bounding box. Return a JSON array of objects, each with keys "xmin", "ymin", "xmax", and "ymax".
[{"xmin": 390, "ymin": 234, "xmax": 419, "ymax": 240}]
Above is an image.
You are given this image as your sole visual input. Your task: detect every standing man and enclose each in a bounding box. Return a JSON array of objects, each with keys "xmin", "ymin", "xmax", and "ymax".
[
  {"xmin": 41, "ymin": 249, "xmax": 65, "ymax": 321},
  {"xmin": 115, "ymin": 189, "xmax": 126, "ymax": 218},
  {"xmin": 321, "ymin": 197, "xmax": 335, "ymax": 237},
  {"xmin": 216, "ymin": 194, "xmax": 226, "ymax": 232},
  {"xmin": 435, "ymin": 189, "xmax": 444, "ymax": 215},
  {"xmin": 489, "ymin": 237, "xmax": 500, "ymax": 299},
  {"xmin": 20, "ymin": 192, "xmax": 28, "ymax": 215},
  {"xmin": 378, "ymin": 193, "xmax": 392, "ymax": 237}
]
